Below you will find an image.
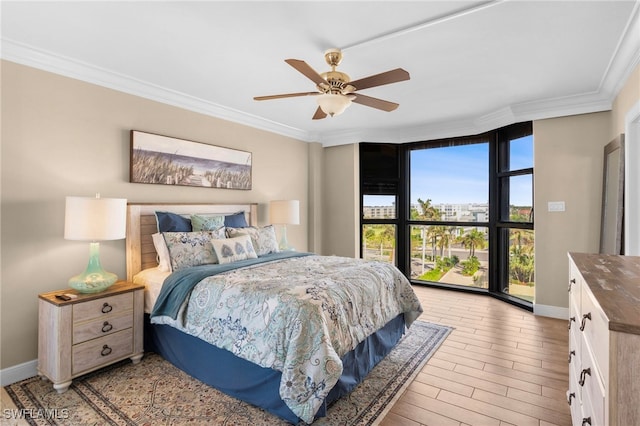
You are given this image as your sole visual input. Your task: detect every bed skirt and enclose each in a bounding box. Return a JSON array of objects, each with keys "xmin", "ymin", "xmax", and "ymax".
[{"xmin": 144, "ymin": 313, "xmax": 406, "ymax": 424}]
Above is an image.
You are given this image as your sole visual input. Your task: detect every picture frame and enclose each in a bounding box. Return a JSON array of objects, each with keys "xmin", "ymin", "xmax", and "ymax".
[{"xmin": 130, "ymin": 130, "xmax": 252, "ymax": 190}]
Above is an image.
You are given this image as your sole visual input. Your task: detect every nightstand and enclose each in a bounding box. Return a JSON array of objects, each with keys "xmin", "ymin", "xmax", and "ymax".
[{"xmin": 38, "ymin": 281, "xmax": 144, "ymax": 393}]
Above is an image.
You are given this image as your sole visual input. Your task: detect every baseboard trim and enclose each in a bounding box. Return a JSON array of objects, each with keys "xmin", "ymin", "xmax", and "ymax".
[
  {"xmin": 534, "ymin": 304, "xmax": 569, "ymax": 319},
  {"xmin": 0, "ymin": 359, "xmax": 38, "ymax": 386}
]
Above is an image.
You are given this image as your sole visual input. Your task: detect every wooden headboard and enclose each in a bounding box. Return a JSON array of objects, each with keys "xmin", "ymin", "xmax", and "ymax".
[{"xmin": 126, "ymin": 203, "xmax": 258, "ymax": 282}]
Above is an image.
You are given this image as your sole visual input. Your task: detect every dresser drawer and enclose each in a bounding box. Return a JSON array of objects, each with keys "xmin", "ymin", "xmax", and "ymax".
[
  {"xmin": 73, "ymin": 293, "xmax": 133, "ymax": 323},
  {"xmin": 72, "ymin": 329, "xmax": 133, "ymax": 375},
  {"xmin": 580, "ymin": 284, "xmax": 609, "ymax": 384},
  {"xmin": 73, "ymin": 311, "xmax": 133, "ymax": 345},
  {"xmin": 580, "ymin": 341, "xmax": 606, "ymax": 426}
]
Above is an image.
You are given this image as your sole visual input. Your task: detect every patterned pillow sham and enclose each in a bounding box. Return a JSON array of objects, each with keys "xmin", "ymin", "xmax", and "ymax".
[
  {"xmin": 163, "ymin": 228, "xmax": 226, "ymax": 271},
  {"xmin": 211, "ymin": 234, "xmax": 258, "ymax": 264},
  {"xmin": 226, "ymin": 225, "xmax": 279, "ymax": 256},
  {"xmin": 191, "ymin": 214, "xmax": 225, "ymax": 231}
]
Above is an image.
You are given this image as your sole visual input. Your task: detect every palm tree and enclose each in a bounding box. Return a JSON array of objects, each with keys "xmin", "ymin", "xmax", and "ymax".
[
  {"xmin": 459, "ymin": 228, "xmax": 486, "ymax": 257},
  {"xmin": 416, "ymin": 198, "xmax": 441, "ymax": 266},
  {"xmin": 446, "ymin": 226, "xmax": 459, "ymax": 258}
]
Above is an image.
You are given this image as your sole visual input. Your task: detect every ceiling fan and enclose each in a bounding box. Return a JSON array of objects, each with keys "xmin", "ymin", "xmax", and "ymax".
[{"xmin": 254, "ymin": 48, "xmax": 410, "ymax": 120}]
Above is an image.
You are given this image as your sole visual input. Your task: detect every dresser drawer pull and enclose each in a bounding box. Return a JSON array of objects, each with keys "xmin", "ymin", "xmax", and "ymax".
[
  {"xmin": 582, "ymin": 417, "xmax": 591, "ymax": 426},
  {"xmin": 568, "ymin": 316, "xmax": 576, "ymax": 330},
  {"xmin": 568, "ymin": 350, "xmax": 575, "ymax": 363},
  {"xmin": 567, "ymin": 392, "xmax": 575, "ymax": 405},
  {"xmin": 100, "ymin": 345, "xmax": 112, "ymax": 357},
  {"xmin": 579, "ymin": 368, "xmax": 591, "ymax": 386},
  {"xmin": 579, "ymin": 312, "xmax": 591, "ymax": 331},
  {"xmin": 101, "ymin": 322, "xmax": 113, "ymax": 333},
  {"xmin": 568, "ymin": 278, "xmax": 576, "ymax": 292},
  {"xmin": 101, "ymin": 303, "xmax": 113, "ymax": 314}
]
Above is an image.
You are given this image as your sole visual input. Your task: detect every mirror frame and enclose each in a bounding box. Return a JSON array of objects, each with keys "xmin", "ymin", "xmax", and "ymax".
[{"xmin": 599, "ymin": 135, "xmax": 625, "ymax": 255}]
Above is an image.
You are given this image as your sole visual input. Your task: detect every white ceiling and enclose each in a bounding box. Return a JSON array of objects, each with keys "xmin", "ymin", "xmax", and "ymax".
[{"xmin": 2, "ymin": 1, "xmax": 639, "ymax": 146}]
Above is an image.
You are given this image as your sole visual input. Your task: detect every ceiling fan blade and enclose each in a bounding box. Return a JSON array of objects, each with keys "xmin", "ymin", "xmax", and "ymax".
[
  {"xmin": 312, "ymin": 106, "xmax": 327, "ymax": 120},
  {"xmin": 352, "ymin": 94, "xmax": 399, "ymax": 112},
  {"xmin": 348, "ymin": 68, "xmax": 410, "ymax": 91},
  {"xmin": 285, "ymin": 59, "xmax": 329, "ymax": 87},
  {"xmin": 254, "ymin": 92, "xmax": 320, "ymax": 101}
]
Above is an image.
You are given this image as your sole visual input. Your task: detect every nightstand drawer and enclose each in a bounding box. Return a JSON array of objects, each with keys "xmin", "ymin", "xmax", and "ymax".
[
  {"xmin": 73, "ymin": 311, "xmax": 133, "ymax": 344},
  {"xmin": 72, "ymin": 328, "xmax": 133, "ymax": 375},
  {"xmin": 73, "ymin": 292, "xmax": 133, "ymax": 323}
]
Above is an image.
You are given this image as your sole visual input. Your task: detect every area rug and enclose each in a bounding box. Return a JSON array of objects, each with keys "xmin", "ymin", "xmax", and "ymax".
[{"xmin": 4, "ymin": 321, "xmax": 450, "ymax": 426}]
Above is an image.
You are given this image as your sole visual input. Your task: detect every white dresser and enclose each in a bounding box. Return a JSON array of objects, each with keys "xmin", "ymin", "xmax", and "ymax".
[
  {"xmin": 567, "ymin": 253, "xmax": 640, "ymax": 426},
  {"xmin": 38, "ymin": 281, "xmax": 145, "ymax": 393}
]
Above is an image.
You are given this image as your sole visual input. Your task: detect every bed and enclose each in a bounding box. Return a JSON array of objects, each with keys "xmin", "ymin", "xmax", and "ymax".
[{"xmin": 126, "ymin": 202, "xmax": 423, "ymax": 424}]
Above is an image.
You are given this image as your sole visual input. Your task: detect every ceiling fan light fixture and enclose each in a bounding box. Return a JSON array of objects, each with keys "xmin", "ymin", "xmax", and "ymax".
[{"xmin": 317, "ymin": 93, "xmax": 355, "ymax": 117}]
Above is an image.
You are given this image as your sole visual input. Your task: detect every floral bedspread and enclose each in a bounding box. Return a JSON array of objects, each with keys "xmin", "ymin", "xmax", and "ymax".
[{"xmin": 151, "ymin": 255, "xmax": 423, "ymax": 424}]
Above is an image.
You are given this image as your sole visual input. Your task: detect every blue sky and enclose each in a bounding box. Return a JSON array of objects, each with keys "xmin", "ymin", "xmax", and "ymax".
[{"xmin": 365, "ymin": 135, "xmax": 533, "ymax": 207}]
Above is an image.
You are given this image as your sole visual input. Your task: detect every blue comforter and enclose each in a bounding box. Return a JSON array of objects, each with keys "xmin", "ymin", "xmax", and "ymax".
[{"xmin": 150, "ymin": 253, "xmax": 423, "ymax": 424}]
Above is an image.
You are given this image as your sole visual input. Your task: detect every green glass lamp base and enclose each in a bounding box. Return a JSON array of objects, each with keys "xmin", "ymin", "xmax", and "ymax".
[{"xmin": 68, "ymin": 242, "xmax": 118, "ymax": 293}]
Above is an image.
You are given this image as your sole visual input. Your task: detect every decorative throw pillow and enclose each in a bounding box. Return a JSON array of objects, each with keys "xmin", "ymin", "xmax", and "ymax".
[
  {"xmin": 211, "ymin": 234, "xmax": 257, "ymax": 264},
  {"xmin": 226, "ymin": 225, "xmax": 279, "ymax": 256},
  {"xmin": 224, "ymin": 211, "xmax": 249, "ymax": 228},
  {"xmin": 162, "ymin": 230, "xmax": 225, "ymax": 271},
  {"xmin": 191, "ymin": 214, "xmax": 225, "ymax": 231},
  {"xmin": 152, "ymin": 233, "xmax": 172, "ymax": 272},
  {"xmin": 155, "ymin": 211, "xmax": 192, "ymax": 232}
]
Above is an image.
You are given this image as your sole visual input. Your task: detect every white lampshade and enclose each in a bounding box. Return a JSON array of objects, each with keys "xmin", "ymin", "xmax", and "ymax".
[
  {"xmin": 65, "ymin": 195, "xmax": 127, "ymax": 241},
  {"xmin": 270, "ymin": 200, "xmax": 300, "ymax": 225},
  {"xmin": 317, "ymin": 94, "xmax": 355, "ymax": 117}
]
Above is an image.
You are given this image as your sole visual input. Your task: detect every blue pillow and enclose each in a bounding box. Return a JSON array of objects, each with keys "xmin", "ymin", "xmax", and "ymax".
[
  {"xmin": 155, "ymin": 211, "xmax": 192, "ymax": 232},
  {"xmin": 224, "ymin": 212, "xmax": 248, "ymax": 228}
]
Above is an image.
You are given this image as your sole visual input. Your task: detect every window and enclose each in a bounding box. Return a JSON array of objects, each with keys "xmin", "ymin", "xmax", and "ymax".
[
  {"xmin": 360, "ymin": 122, "xmax": 534, "ymax": 310},
  {"xmin": 409, "ymin": 141, "xmax": 489, "ymax": 289}
]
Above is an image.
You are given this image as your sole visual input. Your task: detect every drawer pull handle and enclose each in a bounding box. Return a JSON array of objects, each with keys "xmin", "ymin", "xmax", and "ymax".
[
  {"xmin": 568, "ymin": 278, "xmax": 576, "ymax": 292},
  {"xmin": 101, "ymin": 303, "xmax": 113, "ymax": 314},
  {"xmin": 100, "ymin": 345, "xmax": 112, "ymax": 357},
  {"xmin": 567, "ymin": 392, "xmax": 575, "ymax": 405},
  {"xmin": 568, "ymin": 316, "xmax": 576, "ymax": 330},
  {"xmin": 579, "ymin": 367, "xmax": 591, "ymax": 386},
  {"xmin": 101, "ymin": 322, "xmax": 113, "ymax": 333},
  {"xmin": 579, "ymin": 312, "xmax": 591, "ymax": 331},
  {"xmin": 568, "ymin": 350, "xmax": 575, "ymax": 363},
  {"xmin": 582, "ymin": 417, "xmax": 591, "ymax": 426}
]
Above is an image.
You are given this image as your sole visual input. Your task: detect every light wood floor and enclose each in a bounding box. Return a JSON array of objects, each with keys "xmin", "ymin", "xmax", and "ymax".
[
  {"xmin": 381, "ymin": 285, "xmax": 571, "ymax": 426},
  {"xmin": 2, "ymin": 286, "xmax": 571, "ymax": 426}
]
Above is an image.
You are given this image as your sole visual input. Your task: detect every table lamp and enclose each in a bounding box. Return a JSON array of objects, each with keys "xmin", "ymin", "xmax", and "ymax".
[
  {"xmin": 64, "ymin": 194, "xmax": 127, "ymax": 293},
  {"xmin": 269, "ymin": 200, "xmax": 300, "ymax": 251}
]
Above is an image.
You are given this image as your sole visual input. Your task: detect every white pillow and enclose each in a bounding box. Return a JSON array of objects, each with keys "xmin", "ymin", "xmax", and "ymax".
[
  {"xmin": 152, "ymin": 233, "xmax": 172, "ymax": 272},
  {"xmin": 211, "ymin": 234, "xmax": 258, "ymax": 264}
]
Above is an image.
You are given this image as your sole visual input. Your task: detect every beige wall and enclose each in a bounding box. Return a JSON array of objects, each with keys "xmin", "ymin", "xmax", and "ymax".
[
  {"xmin": 533, "ymin": 112, "xmax": 611, "ymax": 309},
  {"xmin": 321, "ymin": 143, "xmax": 359, "ymax": 257},
  {"xmin": 1, "ymin": 61, "xmax": 311, "ymax": 369}
]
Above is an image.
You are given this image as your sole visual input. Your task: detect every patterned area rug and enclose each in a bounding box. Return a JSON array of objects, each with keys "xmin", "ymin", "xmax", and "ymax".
[{"xmin": 4, "ymin": 321, "xmax": 450, "ymax": 426}]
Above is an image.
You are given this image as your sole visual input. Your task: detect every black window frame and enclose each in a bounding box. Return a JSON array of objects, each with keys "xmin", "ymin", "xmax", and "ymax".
[{"xmin": 360, "ymin": 122, "xmax": 534, "ymax": 311}]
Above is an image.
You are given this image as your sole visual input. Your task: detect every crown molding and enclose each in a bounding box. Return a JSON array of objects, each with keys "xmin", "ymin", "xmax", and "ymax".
[
  {"xmin": 3, "ymin": 8, "xmax": 639, "ymax": 149},
  {"xmin": 0, "ymin": 38, "xmax": 315, "ymax": 143},
  {"xmin": 319, "ymin": 90, "xmax": 613, "ymax": 147},
  {"xmin": 599, "ymin": 1, "xmax": 640, "ymax": 99}
]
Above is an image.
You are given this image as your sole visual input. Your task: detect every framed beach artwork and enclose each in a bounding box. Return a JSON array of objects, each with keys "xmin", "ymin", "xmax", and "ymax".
[{"xmin": 130, "ymin": 130, "xmax": 252, "ymax": 190}]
